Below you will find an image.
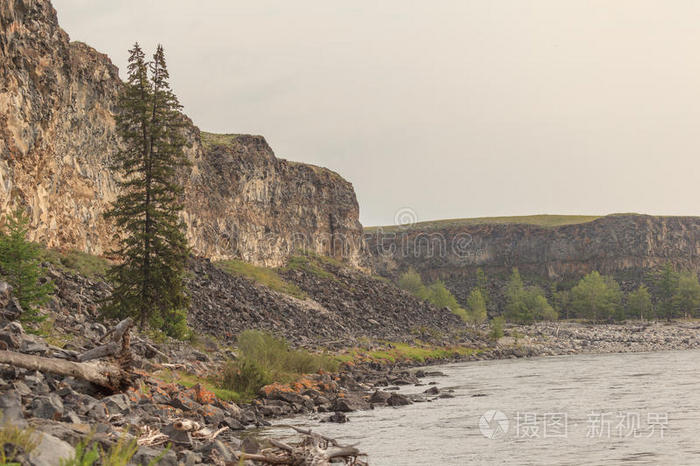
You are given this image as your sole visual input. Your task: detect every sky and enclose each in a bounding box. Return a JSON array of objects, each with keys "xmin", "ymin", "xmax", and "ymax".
[{"xmin": 52, "ymin": 0, "xmax": 700, "ymax": 227}]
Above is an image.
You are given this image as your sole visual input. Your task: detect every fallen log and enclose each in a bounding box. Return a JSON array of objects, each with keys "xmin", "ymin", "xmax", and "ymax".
[
  {"xmin": 0, "ymin": 318, "xmax": 136, "ymax": 391},
  {"xmin": 0, "ymin": 351, "xmax": 131, "ymax": 391},
  {"xmin": 230, "ymin": 427, "xmax": 367, "ymax": 466}
]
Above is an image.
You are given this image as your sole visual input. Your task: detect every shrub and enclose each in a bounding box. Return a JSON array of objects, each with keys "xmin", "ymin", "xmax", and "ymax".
[
  {"xmin": 504, "ymin": 269, "xmax": 557, "ymax": 323},
  {"xmin": 569, "ymin": 271, "xmax": 622, "ymax": 320},
  {"xmin": 627, "ymin": 285, "xmax": 654, "ymax": 320},
  {"xmin": 221, "ymin": 330, "xmax": 339, "ymax": 396},
  {"xmin": 221, "ymin": 359, "xmax": 269, "ymax": 397},
  {"xmin": 673, "ymin": 271, "xmax": 700, "ymax": 318},
  {"xmin": 397, "ymin": 268, "xmax": 429, "ymax": 300},
  {"xmin": 465, "ymin": 289, "xmax": 487, "ymax": 325},
  {"xmin": 489, "ymin": 316, "xmax": 505, "ymax": 340}
]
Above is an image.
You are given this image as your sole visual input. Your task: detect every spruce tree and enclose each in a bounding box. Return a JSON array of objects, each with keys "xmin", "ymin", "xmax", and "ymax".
[
  {"xmin": 0, "ymin": 208, "xmax": 53, "ymax": 321},
  {"xmin": 104, "ymin": 43, "xmax": 190, "ymax": 337}
]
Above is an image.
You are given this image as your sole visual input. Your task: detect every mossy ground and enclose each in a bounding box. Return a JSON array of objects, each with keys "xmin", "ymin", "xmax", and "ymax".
[
  {"xmin": 40, "ymin": 247, "xmax": 110, "ymax": 278},
  {"xmin": 215, "ymin": 259, "xmax": 306, "ymax": 299}
]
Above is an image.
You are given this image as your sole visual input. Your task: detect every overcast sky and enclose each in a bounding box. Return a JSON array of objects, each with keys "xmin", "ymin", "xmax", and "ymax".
[{"xmin": 52, "ymin": 0, "xmax": 700, "ymax": 227}]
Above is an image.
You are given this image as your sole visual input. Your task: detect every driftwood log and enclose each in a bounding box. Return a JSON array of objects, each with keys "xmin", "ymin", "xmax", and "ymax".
[
  {"xmin": 230, "ymin": 426, "xmax": 367, "ymax": 466},
  {"xmin": 0, "ymin": 318, "xmax": 135, "ymax": 391}
]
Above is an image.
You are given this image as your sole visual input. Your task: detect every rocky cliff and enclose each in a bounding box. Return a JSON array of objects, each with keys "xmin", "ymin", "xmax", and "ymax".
[
  {"xmin": 366, "ymin": 215, "xmax": 700, "ymax": 302},
  {"xmin": 0, "ymin": 0, "xmax": 362, "ymax": 266}
]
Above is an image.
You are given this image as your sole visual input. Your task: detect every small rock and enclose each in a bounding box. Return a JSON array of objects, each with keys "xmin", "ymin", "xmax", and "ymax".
[
  {"xmin": 31, "ymin": 394, "xmax": 64, "ymax": 421},
  {"xmin": 321, "ymin": 412, "xmax": 349, "ymax": 423},
  {"xmin": 386, "ymin": 393, "xmax": 412, "ymax": 407}
]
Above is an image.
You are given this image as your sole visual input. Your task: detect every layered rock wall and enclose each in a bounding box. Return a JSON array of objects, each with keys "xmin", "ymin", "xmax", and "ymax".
[{"xmin": 0, "ymin": 0, "xmax": 362, "ymax": 266}]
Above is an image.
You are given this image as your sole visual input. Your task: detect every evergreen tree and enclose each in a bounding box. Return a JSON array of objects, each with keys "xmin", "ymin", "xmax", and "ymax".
[
  {"xmin": 0, "ymin": 209, "xmax": 53, "ymax": 321},
  {"xmin": 104, "ymin": 43, "xmax": 190, "ymax": 337}
]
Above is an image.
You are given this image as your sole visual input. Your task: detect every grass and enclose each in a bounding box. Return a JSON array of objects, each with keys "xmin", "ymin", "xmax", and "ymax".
[
  {"xmin": 215, "ymin": 259, "xmax": 306, "ymax": 299},
  {"xmin": 40, "ymin": 247, "xmax": 110, "ymax": 278},
  {"xmin": 220, "ymin": 330, "xmax": 339, "ymax": 398},
  {"xmin": 281, "ymin": 254, "xmax": 337, "ymax": 280},
  {"xmin": 365, "ymin": 214, "xmax": 604, "ymax": 232},
  {"xmin": 0, "ymin": 420, "xmax": 38, "ymax": 464},
  {"xmin": 199, "ymin": 132, "xmax": 242, "ymax": 148},
  {"xmin": 336, "ymin": 341, "xmax": 476, "ymax": 364}
]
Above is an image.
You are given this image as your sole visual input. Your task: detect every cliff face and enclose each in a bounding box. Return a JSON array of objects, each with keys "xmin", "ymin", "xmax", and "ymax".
[
  {"xmin": 366, "ymin": 215, "xmax": 700, "ymax": 301},
  {"xmin": 0, "ymin": 0, "xmax": 362, "ymax": 266}
]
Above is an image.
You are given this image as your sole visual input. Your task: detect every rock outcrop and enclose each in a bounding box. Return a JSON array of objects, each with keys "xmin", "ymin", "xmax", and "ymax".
[
  {"xmin": 0, "ymin": 0, "xmax": 362, "ymax": 267},
  {"xmin": 366, "ymin": 215, "xmax": 700, "ymax": 302}
]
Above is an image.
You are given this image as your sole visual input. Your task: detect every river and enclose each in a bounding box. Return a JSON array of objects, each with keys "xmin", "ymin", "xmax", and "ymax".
[{"xmin": 263, "ymin": 350, "xmax": 700, "ymax": 465}]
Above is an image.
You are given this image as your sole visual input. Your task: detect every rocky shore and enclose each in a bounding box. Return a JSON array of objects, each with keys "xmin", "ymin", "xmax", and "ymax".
[{"xmin": 1, "ymin": 264, "xmax": 700, "ymax": 465}]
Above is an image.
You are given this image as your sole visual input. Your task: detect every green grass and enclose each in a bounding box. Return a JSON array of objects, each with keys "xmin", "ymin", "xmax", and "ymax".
[
  {"xmin": 365, "ymin": 214, "xmax": 603, "ymax": 232},
  {"xmin": 40, "ymin": 248, "xmax": 110, "ymax": 278},
  {"xmin": 215, "ymin": 259, "xmax": 306, "ymax": 299},
  {"xmin": 199, "ymin": 132, "xmax": 242, "ymax": 148},
  {"xmin": 0, "ymin": 419, "xmax": 38, "ymax": 464},
  {"xmin": 336, "ymin": 341, "xmax": 476, "ymax": 364},
  {"xmin": 281, "ymin": 254, "xmax": 336, "ymax": 280},
  {"xmin": 220, "ymin": 330, "xmax": 339, "ymax": 398}
]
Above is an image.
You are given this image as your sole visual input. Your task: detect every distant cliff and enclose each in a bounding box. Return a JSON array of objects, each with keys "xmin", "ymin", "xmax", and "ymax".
[
  {"xmin": 0, "ymin": 0, "xmax": 362, "ymax": 266},
  {"xmin": 366, "ymin": 215, "xmax": 700, "ymax": 302}
]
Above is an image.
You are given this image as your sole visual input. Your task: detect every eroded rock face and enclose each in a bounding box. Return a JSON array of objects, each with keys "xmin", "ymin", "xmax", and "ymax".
[
  {"xmin": 0, "ymin": 0, "xmax": 362, "ymax": 266},
  {"xmin": 366, "ymin": 215, "xmax": 700, "ymax": 301}
]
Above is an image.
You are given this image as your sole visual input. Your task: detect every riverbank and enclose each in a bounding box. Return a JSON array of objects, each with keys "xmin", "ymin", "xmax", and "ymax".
[{"xmin": 2, "ymin": 271, "xmax": 699, "ymax": 466}]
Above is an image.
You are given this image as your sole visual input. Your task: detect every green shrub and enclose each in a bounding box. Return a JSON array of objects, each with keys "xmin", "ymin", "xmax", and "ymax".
[
  {"xmin": 465, "ymin": 289, "xmax": 487, "ymax": 325},
  {"xmin": 60, "ymin": 435, "xmax": 161, "ymax": 466},
  {"xmin": 397, "ymin": 268, "xmax": 429, "ymax": 300},
  {"xmin": 489, "ymin": 316, "xmax": 505, "ymax": 340},
  {"xmin": 221, "ymin": 330, "xmax": 339, "ymax": 396},
  {"xmin": 627, "ymin": 285, "xmax": 654, "ymax": 320},
  {"xmin": 569, "ymin": 271, "xmax": 622, "ymax": 320},
  {"xmin": 221, "ymin": 359, "xmax": 269, "ymax": 396},
  {"xmin": 504, "ymin": 269, "xmax": 557, "ymax": 323}
]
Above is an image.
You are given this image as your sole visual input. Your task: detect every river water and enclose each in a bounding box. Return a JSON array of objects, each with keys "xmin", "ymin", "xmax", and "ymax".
[{"xmin": 263, "ymin": 350, "xmax": 700, "ymax": 465}]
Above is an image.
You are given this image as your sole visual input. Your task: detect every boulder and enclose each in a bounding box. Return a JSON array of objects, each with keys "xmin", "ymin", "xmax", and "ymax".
[
  {"xmin": 386, "ymin": 393, "xmax": 412, "ymax": 407},
  {"xmin": 28, "ymin": 432, "xmax": 75, "ymax": 466}
]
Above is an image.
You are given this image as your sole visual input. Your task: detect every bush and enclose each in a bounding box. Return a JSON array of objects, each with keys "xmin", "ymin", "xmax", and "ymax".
[
  {"xmin": 221, "ymin": 330, "xmax": 339, "ymax": 396},
  {"xmin": 465, "ymin": 289, "xmax": 487, "ymax": 325},
  {"xmin": 504, "ymin": 269, "xmax": 557, "ymax": 323},
  {"xmin": 221, "ymin": 359, "xmax": 269, "ymax": 396},
  {"xmin": 569, "ymin": 271, "xmax": 622, "ymax": 320},
  {"xmin": 627, "ymin": 285, "xmax": 654, "ymax": 320},
  {"xmin": 673, "ymin": 271, "xmax": 700, "ymax": 318},
  {"xmin": 397, "ymin": 270, "xmax": 470, "ymax": 322},
  {"xmin": 397, "ymin": 268, "xmax": 429, "ymax": 300},
  {"xmin": 489, "ymin": 316, "xmax": 505, "ymax": 340}
]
